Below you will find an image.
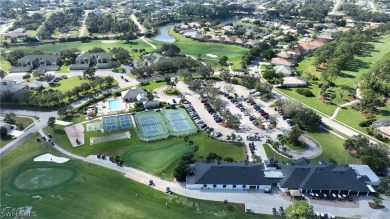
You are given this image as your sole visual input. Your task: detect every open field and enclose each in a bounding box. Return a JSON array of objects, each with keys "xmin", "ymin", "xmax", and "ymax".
[
  {"xmin": 44, "ymin": 76, "xmax": 85, "ymax": 92},
  {"xmin": 43, "ymin": 126, "xmax": 244, "ymax": 180},
  {"xmin": 1, "ymin": 134, "xmax": 277, "ymax": 219},
  {"xmin": 153, "ymin": 29, "xmax": 249, "ymax": 69},
  {"xmin": 44, "ymin": 76, "xmax": 118, "ymax": 93}
]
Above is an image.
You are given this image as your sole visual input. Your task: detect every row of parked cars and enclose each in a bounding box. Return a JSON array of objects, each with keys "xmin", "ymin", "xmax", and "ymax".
[
  {"xmin": 272, "ymin": 206, "xmax": 284, "ymax": 216},
  {"xmin": 250, "ymin": 102, "xmax": 270, "ymax": 120},
  {"xmin": 183, "ymin": 103, "xmax": 219, "ymax": 136},
  {"xmin": 315, "ymin": 212, "xmax": 336, "ymax": 219}
]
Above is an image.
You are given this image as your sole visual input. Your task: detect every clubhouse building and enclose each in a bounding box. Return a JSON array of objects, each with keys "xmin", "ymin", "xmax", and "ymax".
[{"xmin": 186, "ymin": 158, "xmax": 377, "ymax": 196}]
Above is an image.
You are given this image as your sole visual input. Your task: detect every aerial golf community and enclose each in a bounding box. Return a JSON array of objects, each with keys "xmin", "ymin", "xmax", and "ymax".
[{"xmin": 3, "ymin": 1, "xmax": 390, "ymax": 218}]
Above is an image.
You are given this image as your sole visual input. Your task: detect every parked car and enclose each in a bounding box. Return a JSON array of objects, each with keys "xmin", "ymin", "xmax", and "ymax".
[
  {"xmin": 272, "ymin": 208, "xmax": 277, "ymax": 215},
  {"xmin": 279, "ymin": 207, "xmax": 284, "ymax": 216}
]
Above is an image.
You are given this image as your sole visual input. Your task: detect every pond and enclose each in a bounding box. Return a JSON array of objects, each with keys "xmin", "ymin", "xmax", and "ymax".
[{"xmin": 153, "ymin": 24, "xmax": 176, "ymax": 43}]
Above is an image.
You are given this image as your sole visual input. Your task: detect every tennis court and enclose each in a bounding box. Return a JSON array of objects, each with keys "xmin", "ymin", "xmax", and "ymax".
[
  {"xmin": 119, "ymin": 115, "xmax": 131, "ymax": 129},
  {"xmin": 134, "ymin": 109, "xmax": 197, "ymax": 141},
  {"xmin": 133, "ymin": 111, "xmax": 169, "ymax": 141},
  {"xmin": 87, "ymin": 122, "xmax": 103, "ymax": 132},
  {"xmin": 166, "ymin": 111, "xmax": 190, "ymax": 131},
  {"xmin": 104, "ymin": 116, "xmax": 118, "ymax": 132}
]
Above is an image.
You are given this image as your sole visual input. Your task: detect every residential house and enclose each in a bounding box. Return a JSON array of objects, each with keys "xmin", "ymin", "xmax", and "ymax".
[
  {"xmin": 235, "ymin": 38, "xmax": 245, "ymax": 45},
  {"xmin": 271, "ymin": 58, "xmax": 293, "ymax": 66},
  {"xmin": 278, "ymin": 158, "xmax": 375, "ymax": 196},
  {"xmin": 12, "ymin": 55, "xmax": 60, "ymax": 72},
  {"xmin": 274, "ymin": 65, "xmax": 293, "ymax": 77},
  {"xmin": 316, "ymin": 33, "xmax": 333, "ymax": 42},
  {"xmin": 71, "ymin": 52, "xmax": 112, "ymax": 70},
  {"xmin": 372, "ymin": 119, "xmax": 390, "ymax": 139},
  {"xmin": 0, "ymin": 80, "xmax": 29, "ymax": 95},
  {"xmin": 281, "ymin": 77, "xmax": 307, "ymax": 87},
  {"xmin": 224, "ymin": 37, "xmax": 235, "ymax": 44},
  {"xmin": 244, "ymin": 39, "xmax": 260, "ymax": 48},
  {"xmin": 186, "ymin": 161, "xmax": 278, "ymax": 190},
  {"xmin": 298, "ymin": 40, "xmax": 324, "ymax": 55},
  {"xmin": 93, "ymin": 10, "xmax": 104, "ymax": 16},
  {"xmin": 121, "ymin": 87, "xmax": 149, "ymax": 103},
  {"xmin": 143, "ymin": 53, "xmax": 169, "ymax": 65}
]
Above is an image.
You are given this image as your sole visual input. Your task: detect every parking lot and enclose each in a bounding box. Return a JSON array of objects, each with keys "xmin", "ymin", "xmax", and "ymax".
[{"xmin": 177, "ymin": 81, "xmax": 297, "ymax": 162}]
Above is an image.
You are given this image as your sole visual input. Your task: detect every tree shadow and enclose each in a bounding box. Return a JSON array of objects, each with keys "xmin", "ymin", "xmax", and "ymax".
[
  {"xmin": 344, "ymin": 59, "xmax": 370, "ymax": 72},
  {"xmin": 378, "ymin": 109, "xmax": 390, "ymax": 117},
  {"xmin": 339, "ymin": 72, "xmax": 356, "ymax": 79}
]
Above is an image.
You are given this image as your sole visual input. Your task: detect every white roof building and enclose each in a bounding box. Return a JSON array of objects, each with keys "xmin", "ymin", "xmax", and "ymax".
[{"xmin": 349, "ymin": 164, "xmax": 380, "ymax": 186}]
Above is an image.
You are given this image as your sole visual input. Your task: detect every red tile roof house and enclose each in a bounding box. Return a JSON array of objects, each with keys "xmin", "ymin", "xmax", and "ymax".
[
  {"xmin": 202, "ymin": 35, "xmax": 212, "ymax": 41},
  {"xmin": 235, "ymin": 38, "xmax": 245, "ymax": 45},
  {"xmin": 210, "ymin": 36, "xmax": 225, "ymax": 42},
  {"xmin": 244, "ymin": 40, "xmax": 260, "ymax": 48},
  {"xmin": 224, "ymin": 37, "xmax": 235, "ymax": 44},
  {"xmin": 271, "ymin": 58, "xmax": 293, "ymax": 66},
  {"xmin": 298, "ymin": 41, "xmax": 324, "ymax": 55}
]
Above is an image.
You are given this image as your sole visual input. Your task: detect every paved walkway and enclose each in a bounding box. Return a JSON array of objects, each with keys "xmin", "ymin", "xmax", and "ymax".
[
  {"xmin": 330, "ymin": 100, "xmax": 358, "ymax": 120},
  {"xmin": 286, "ymin": 134, "xmax": 322, "ymax": 159}
]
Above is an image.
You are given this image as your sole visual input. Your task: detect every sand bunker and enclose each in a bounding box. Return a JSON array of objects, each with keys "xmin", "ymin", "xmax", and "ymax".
[
  {"xmin": 206, "ymin": 54, "xmax": 218, "ymax": 58},
  {"xmin": 33, "ymin": 153, "xmax": 69, "ymax": 163},
  {"xmin": 101, "ymin": 40, "xmax": 117, "ymax": 43}
]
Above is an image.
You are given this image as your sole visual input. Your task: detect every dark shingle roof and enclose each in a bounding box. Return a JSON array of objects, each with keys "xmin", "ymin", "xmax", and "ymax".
[
  {"xmin": 279, "ymin": 160, "xmax": 370, "ymax": 192},
  {"xmin": 189, "ymin": 162, "xmax": 277, "ymax": 185}
]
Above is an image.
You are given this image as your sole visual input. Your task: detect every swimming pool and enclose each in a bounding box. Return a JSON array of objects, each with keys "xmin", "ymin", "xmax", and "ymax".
[{"xmin": 108, "ymin": 99, "xmax": 121, "ymax": 110}]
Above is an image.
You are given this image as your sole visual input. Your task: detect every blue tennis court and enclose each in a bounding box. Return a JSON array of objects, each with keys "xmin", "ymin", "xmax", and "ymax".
[
  {"xmin": 119, "ymin": 115, "xmax": 130, "ymax": 122},
  {"xmin": 166, "ymin": 111, "xmax": 190, "ymax": 131},
  {"xmin": 120, "ymin": 122, "xmax": 131, "ymax": 129},
  {"xmin": 140, "ymin": 115, "xmax": 163, "ymax": 136},
  {"xmin": 106, "ymin": 124, "xmax": 117, "ymax": 131},
  {"xmin": 105, "ymin": 117, "xmax": 116, "ymax": 123}
]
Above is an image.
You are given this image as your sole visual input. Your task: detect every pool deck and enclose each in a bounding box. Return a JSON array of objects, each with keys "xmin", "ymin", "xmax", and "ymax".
[{"xmin": 96, "ymin": 97, "xmax": 130, "ymax": 117}]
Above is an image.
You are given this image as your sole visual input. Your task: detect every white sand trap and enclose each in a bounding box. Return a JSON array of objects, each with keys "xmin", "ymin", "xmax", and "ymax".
[
  {"xmin": 101, "ymin": 40, "xmax": 117, "ymax": 43},
  {"xmin": 55, "ymin": 120, "xmax": 72, "ymax": 126},
  {"xmin": 207, "ymin": 54, "xmax": 218, "ymax": 58},
  {"xmin": 34, "ymin": 153, "xmax": 69, "ymax": 163}
]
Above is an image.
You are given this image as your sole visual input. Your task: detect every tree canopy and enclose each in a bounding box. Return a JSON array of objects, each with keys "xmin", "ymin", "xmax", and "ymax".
[{"xmin": 285, "ymin": 200, "xmax": 315, "ymax": 219}]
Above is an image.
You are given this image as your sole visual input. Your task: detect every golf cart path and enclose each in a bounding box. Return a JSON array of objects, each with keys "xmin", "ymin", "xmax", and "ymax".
[
  {"xmin": 329, "ymin": 100, "xmax": 359, "ymax": 120},
  {"xmin": 37, "ymin": 129, "xmax": 389, "ymax": 219}
]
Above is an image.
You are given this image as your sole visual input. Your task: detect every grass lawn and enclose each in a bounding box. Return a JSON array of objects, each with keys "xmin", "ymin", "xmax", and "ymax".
[
  {"xmin": 58, "ymin": 113, "xmax": 86, "ymax": 124},
  {"xmin": 14, "ymin": 116, "xmax": 34, "ymax": 129},
  {"xmin": 0, "ymin": 58, "xmax": 11, "ymax": 72},
  {"xmin": 0, "ymin": 137, "xmax": 13, "ymax": 148},
  {"xmin": 163, "ymin": 88, "xmax": 181, "ymax": 96},
  {"xmin": 44, "ymin": 76, "xmax": 86, "ymax": 92},
  {"xmin": 264, "ymin": 129, "xmax": 356, "ymax": 165},
  {"xmin": 284, "ymin": 138, "xmax": 308, "ymax": 151},
  {"xmin": 55, "ymin": 65, "xmax": 70, "ymax": 73},
  {"xmin": 1, "ymin": 39, "xmax": 154, "ymax": 59},
  {"xmin": 263, "ymin": 144, "xmax": 290, "ymax": 163},
  {"xmin": 43, "ymin": 126, "xmax": 244, "ymax": 180},
  {"xmin": 305, "ymin": 128, "xmax": 356, "ymax": 165},
  {"xmin": 143, "ymin": 81, "xmax": 167, "ymax": 91},
  {"xmin": 0, "ymin": 134, "xmax": 279, "ymax": 219},
  {"xmin": 44, "ymin": 76, "xmax": 118, "ymax": 93},
  {"xmin": 155, "ymin": 28, "xmax": 249, "ymax": 69}
]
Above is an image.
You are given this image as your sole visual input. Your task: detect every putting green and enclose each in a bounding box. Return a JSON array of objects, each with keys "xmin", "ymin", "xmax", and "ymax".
[{"xmin": 14, "ymin": 167, "xmax": 74, "ymax": 190}]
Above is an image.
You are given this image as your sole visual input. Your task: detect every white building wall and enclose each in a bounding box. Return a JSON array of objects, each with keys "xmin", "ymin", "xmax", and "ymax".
[{"xmin": 186, "ymin": 184, "xmax": 272, "ymax": 190}]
